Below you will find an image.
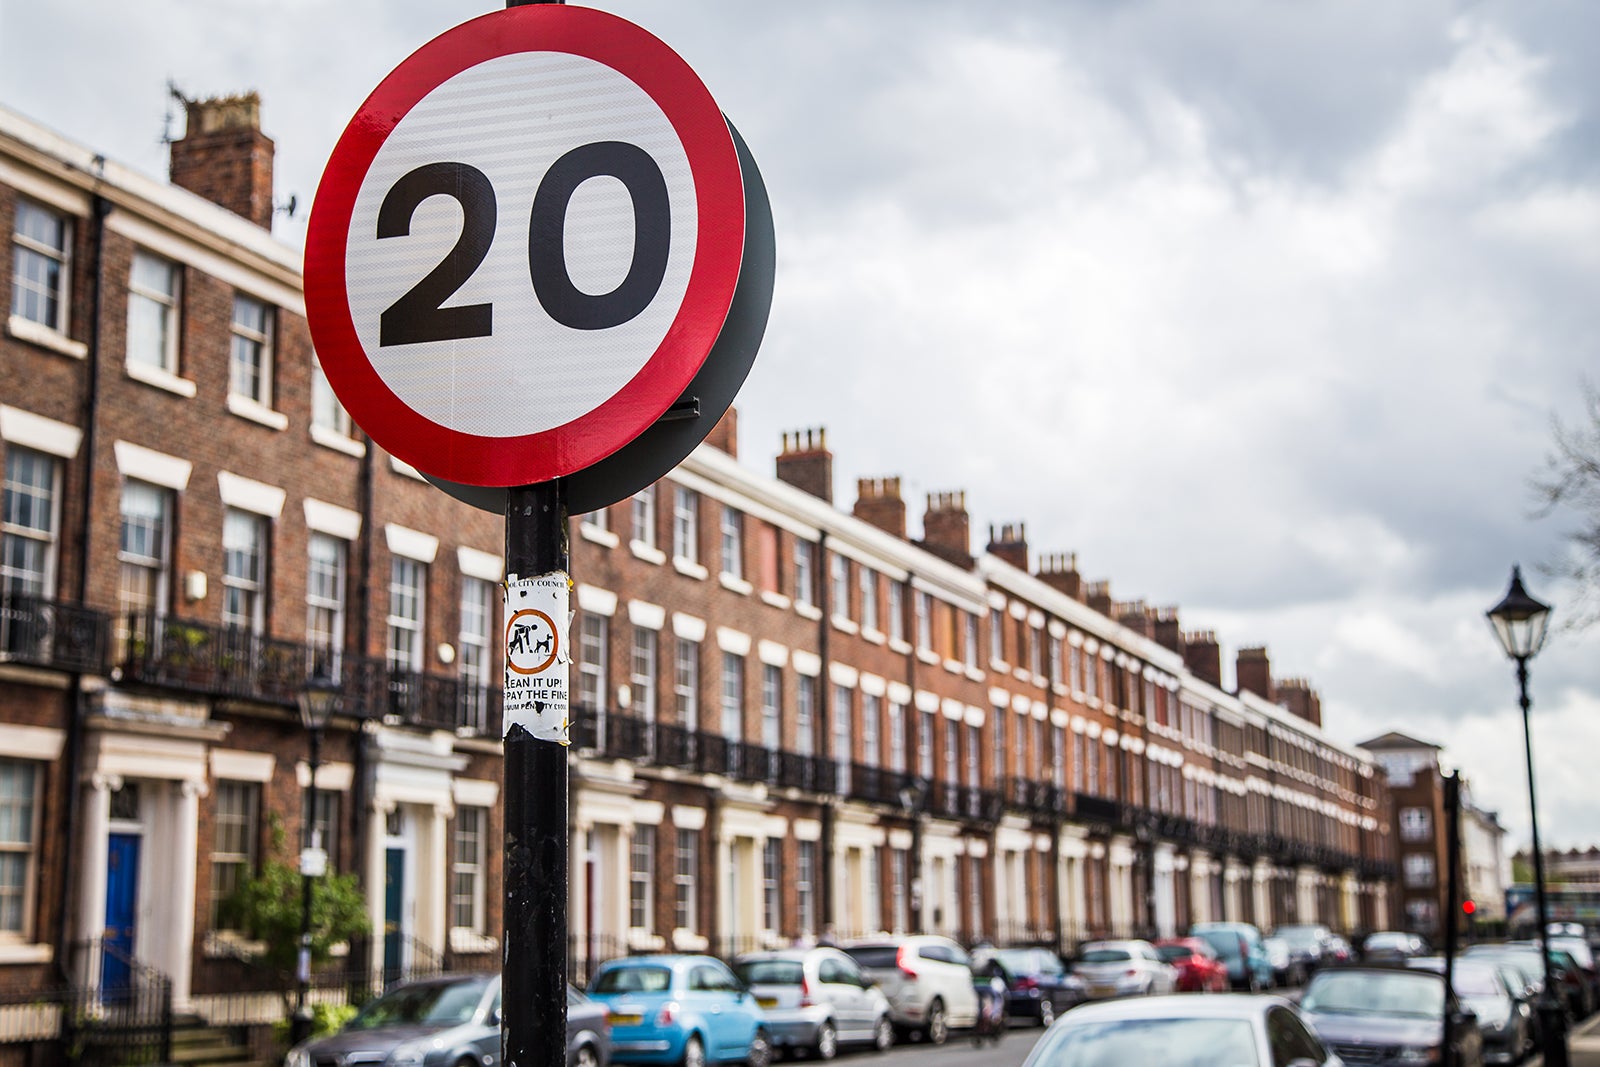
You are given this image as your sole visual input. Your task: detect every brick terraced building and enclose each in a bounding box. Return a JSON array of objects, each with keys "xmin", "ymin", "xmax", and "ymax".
[{"xmin": 0, "ymin": 94, "xmax": 1397, "ymax": 1055}]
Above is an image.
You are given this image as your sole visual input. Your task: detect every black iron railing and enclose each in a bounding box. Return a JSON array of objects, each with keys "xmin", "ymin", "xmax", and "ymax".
[
  {"xmin": 55, "ymin": 938, "xmax": 174, "ymax": 1067},
  {"xmin": 0, "ymin": 592, "xmax": 109, "ymax": 673}
]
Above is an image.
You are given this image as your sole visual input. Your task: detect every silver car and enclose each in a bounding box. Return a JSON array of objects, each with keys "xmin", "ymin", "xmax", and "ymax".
[
  {"xmin": 1020, "ymin": 993, "xmax": 1340, "ymax": 1067},
  {"xmin": 1072, "ymin": 940, "xmax": 1178, "ymax": 1000},
  {"xmin": 734, "ymin": 948, "xmax": 893, "ymax": 1059}
]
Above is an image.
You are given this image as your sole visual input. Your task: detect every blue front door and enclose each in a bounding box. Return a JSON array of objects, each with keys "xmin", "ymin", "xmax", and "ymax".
[
  {"xmin": 383, "ymin": 847, "xmax": 404, "ymax": 985},
  {"xmin": 103, "ymin": 833, "xmax": 140, "ymax": 1000}
]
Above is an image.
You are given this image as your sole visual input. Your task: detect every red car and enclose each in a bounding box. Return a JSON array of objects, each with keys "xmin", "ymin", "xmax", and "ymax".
[{"xmin": 1155, "ymin": 938, "xmax": 1230, "ymax": 993}]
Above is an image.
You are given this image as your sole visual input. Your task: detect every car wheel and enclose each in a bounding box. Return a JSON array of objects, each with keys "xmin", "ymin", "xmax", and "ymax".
[
  {"xmin": 925, "ymin": 999, "xmax": 948, "ymax": 1046},
  {"xmin": 814, "ymin": 1021, "xmax": 837, "ymax": 1061},
  {"xmin": 748, "ymin": 1027, "xmax": 773, "ymax": 1067},
  {"xmin": 1039, "ymin": 997, "xmax": 1055, "ymax": 1028},
  {"xmin": 872, "ymin": 1016, "xmax": 894, "ymax": 1053},
  {"xmin": 573, "ymin": 1046, "xmax": 599, "ymax": 1067},
  {"xmin": 683, "ymin": 1035, "xmax": 706, "ymax": 1067}
]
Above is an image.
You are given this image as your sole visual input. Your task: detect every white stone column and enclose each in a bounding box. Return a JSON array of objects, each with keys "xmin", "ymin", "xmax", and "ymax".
[
  {"xmin": 420, "ymin": 805, "xmax": 450, "ymax": 956},
  {"xmin": 366, "ymin": 802, "xmax": 390, "ymax": 982},
  {"xmin": 570, "ymin": 822, "xmax": 591, "ymax": 955},
  {"xmin": 168, "ymin": 779, "xmax": 204, "ymax": 1011},
  {"xmin": 1153, "ymin": 845, "xmax": 1176, "ymax": 939},
  {"xmin": 76, "ymin": 773, "xmax": 117, "ymax": 987},
  {"xmin": 718, "ymin": 829, "xmax": 735, "ymax": 945}
]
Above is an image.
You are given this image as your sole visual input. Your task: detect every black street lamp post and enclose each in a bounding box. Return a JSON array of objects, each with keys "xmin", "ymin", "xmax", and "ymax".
[
  {"xmin": 289, "ymin": 672, "xmax": 340, "ymax": 1048},
  {"xmin": 1486, "ymin": 566, "xmax": 1565, "ymax": 1067}
]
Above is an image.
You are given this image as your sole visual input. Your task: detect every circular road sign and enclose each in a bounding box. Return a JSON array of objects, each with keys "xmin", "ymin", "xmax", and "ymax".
[{"xmin": 305, "ymin": 5, "xmax": 746, "ymax": 487}]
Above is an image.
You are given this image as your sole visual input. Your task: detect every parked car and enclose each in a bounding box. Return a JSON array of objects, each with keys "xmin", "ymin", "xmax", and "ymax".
[
  {"xmin": 1407, "ymin": 957, "xmax": 1534, "ymax": 1065},
  {"xmin": 1263, "ymin": 937, "xmax": 1298, "ymax": 987},
  {"xmin": 1019, "ymin": 993, "xmax": 1339, "ymax": 1067},
  {"xmin": 1155, "ymin": 937, "xmax": 1230, "ymax": 993},
  {"xmin": 588, "ymin": 955, "xmax": 771, "ymax": 1067},
  {"xmin": 732, "ymin": 947, "xmax": 892, "ymax": 1059},
  {"xmin": 1189, "ymin": 922, "xmax": 1275, "ymax": 992},
  {"xmin": 1548, "ymin": 934, "xmax": 1600, "ymax": 1014},
  {"xmin": 1505, "ymin": 940, "xmax": 1593, "ymax": 1019},
  {"xmin": 971, "ymin": 945, "xmax": 1087, "ymax": 1027},
  {"xmin": 1361, "ymin": 930, "xmax": 1428, "ymax": 961},
  {"xmin": 1322, "ymin": 934, "xmax": 1355, "ymax": 965},
  {"xmin": 842, "ymin": 935, "xmax": 980, "ymax": 1045},
  {"xmin": 1070, "ymin": 939, "xmax": 1178, "ymax": 1000},
  {"xmin": 1299, "ymin": 965, "xmax": 1483, "ymax": 1067},
  {"xmin": 285, "ymin": 974, "xmax": 611, "ymax": 1067},
  {"xmin": 1273, "ymin": 924, "xmax": 1335, "ymax": 979}
]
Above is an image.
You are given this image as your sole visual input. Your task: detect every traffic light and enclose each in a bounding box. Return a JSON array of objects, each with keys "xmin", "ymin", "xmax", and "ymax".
[{"xmin": 1462, "ymin": 899, "xmax": 1476, "ymax": 916}]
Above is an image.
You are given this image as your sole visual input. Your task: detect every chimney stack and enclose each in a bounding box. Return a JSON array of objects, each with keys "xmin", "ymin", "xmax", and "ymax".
[
  {"xmin": 1037, "ymin": 552, "xmax": 1084, "ymax": 601},
  {"xmin": 919, "ymin": 491, "xmax": 971, "ymax": 567},
  {"xmin": 1182, "ymin": 631, "xmax": 1222, "ymax": 689},
  {"xmin": 776, "ymin": 428, "xmax": 832, "ymax": 503},
  {"xmin": 1236, "ymin": 646, "xmax": 1272, "ymax": 700},
  {"xmin": 854, "ymin": 477, "xmax": 906, "ymax": 539},
  {"xmin": 1115, "ymin": 601, "xmax": 1154, "ymax": 639},
  {"xmin": 986, "ymin": 523, "xmax": 1029, "ymax": 571},
  {"xmin": 1152, "ymin": 607, "xmax": 1182, "ymax": 654},
  {"xmin": 703, "ymin": 406, "xmax": 738, "ymax": 458},
  {"xmin": 1277, "ymin": 678, "xmax": 1323, "ymax": 728},
  {"xmin": 169, "ymin": 91, "xmax": 276, "ymax": 229},
  {"xmin": 1085, "ymin": 580, "xmax": 1113, "ymax": 618}
]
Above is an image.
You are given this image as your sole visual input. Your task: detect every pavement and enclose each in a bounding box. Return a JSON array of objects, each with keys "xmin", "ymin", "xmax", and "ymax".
[{"xmin": 1542, "ymin": 1013, "xmax": 1600, "ymax": 1067}]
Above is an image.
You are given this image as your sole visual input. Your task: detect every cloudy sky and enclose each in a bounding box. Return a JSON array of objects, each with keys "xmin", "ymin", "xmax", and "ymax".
[{"xmin": 4, "ymin": 1, "xmax": 1598, "ymax": 851}]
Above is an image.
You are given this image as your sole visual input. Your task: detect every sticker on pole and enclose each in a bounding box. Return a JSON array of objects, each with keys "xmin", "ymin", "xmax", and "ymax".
[
  {"xmin": 504, "ymin": 573, "xmax": 570, "ymax": 743},
  {"xmin": 304, "ymin": 4, "xmax": 745, "ymax": 487}
]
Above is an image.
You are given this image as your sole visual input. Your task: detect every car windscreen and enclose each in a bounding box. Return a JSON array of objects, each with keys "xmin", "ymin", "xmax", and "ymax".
[
  {"xmin": 1452, "ymin": 966, "xmax": 1505, "ymax": 998},
  {"xmin": 994, "ymin": 948, "xmax": 1059, "ymax": 974},
  {"xmin": 736, "ymin": 960, "xmax": 804, "ymax": 985},
  {"xmin": 1078, "ymin": 949, "xmax": 1133, "ymax": 964},
  {"xmin": 1157, "ymin": 945, "xmax": 1194, "ymax": 963},
  {"xmin": 1276, "ymin": 928, "xmax": 1322, "ymax": 948},
  {"xmin": 843, "ymin": 946, "xmax": 899, "ymax": 969},
  {"xmin": 1302, "ymin": 971, "xmax": 1445, "ymax": 1019},
  {"xmin": 592, "ymin": 966, "xmax": 673, "ymax": 994},
  {"xmin": 1028, "ymin": 1017, "xmax": 1260, "ymax": 1067},
  {"xmin": 348, "ymin": 977, "xmax": 490, "ymax": 1030},
  {"xmin": 1192, "ymin": 931, "xmax": 1242, "ymax": 958}
]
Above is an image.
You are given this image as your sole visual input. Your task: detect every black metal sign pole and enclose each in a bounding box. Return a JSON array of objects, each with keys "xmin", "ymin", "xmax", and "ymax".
[
  {"xmin": 500, "ymin": 11, "xmax": 567, "ymax": 1067},
  {"xmin": 504, "ymin": 480, "xmax": 569, "ymax": 1067}
]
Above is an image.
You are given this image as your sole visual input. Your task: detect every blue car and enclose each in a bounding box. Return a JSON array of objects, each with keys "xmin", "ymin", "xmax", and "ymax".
[
  {"xmin": 588, "ymin": 954, "xmax": 772, "ymax": 1067},
  {"xmin": 1189, "ymin": 922, "xmax": 1276, "ymax": 992}
]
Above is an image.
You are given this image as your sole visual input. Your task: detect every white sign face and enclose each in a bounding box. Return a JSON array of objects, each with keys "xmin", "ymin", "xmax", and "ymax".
[
  {"xmin": 504, "ymin": 573, "xmax": 570, "ymax": 743},
  {"xmin": 304, "ymin": 5, "xmax": 747, "ymax": 489},
  {"xmin": 344, "ymin": 52, "xmax": 698, "ymax": 439}
]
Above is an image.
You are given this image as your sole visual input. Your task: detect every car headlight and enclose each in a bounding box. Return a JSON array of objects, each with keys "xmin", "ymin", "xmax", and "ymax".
[{"xmin": 1394, "ymin": 1047, "xmax": 1440, "ymax": 1065}]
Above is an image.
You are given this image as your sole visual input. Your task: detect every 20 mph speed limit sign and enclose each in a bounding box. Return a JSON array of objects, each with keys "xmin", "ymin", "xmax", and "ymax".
[{"xmin": 305, "ymin": 5, "xmax": 747, "ymax": 487}]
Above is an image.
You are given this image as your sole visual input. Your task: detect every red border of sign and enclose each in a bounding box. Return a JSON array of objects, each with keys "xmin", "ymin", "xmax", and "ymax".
[{"xmin": 304, "ymin": 5, "xmax": 744, "ymax": 487}]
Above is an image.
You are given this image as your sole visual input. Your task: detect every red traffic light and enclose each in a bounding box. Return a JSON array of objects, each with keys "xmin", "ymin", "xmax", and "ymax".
[{"xmin": 1462, "ymin": 899, "xmax": 1477, "ymax": 916}]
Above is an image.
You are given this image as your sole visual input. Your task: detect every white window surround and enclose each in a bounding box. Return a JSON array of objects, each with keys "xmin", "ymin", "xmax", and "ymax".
[
  {"xmin": 577, "ymin": 584, "xmax": 618, "ymax": 616},
  {"xmin": 304, "ymin": 498, "xmax": 361, "ymax": 540},
  {"xmin": 0, "ymin": 724, "xmax": 64, "ymax": 761},
  {"xmin": 390, "ymin": 456, "xmax": 428, "ymax": 482},
  {"xmin": 887, "ymin": 681, "xmax": 912, "ymax": 705},
  {"xmin": 453, "ymin": 778, "xmax": 501, "ymax": 808},
  {"xmin": 792, "ymin": 650, "xmax": 821, "ymax": 678},
  {"xmin": 828, "ymin": 662, "xmax": 858, "ymax": 688},
  {"xmin": 941, "ymin": 698, "xmax": 964, "ymax": 721},
  {"xmin": 0, "ymin": 406, "xmax": 82, "ymax": 457},
  {"xmin": 672, "ymin": 612, "xmax": 706, "ymax": 641},
  {"xmin": 671, "ymin": 804, "xmax": 706, "ymax": 831},
  {"xmin": 7, "ymin": 315, "xmax": 87, "ymax": 359},
  {"xmin": 792, "ymin": 818, "xmax": 822, "ymax": 842},
  {"xmin": 226, "ymin": 392, "xmax": 289, "ymax": 431},
  {"xmin": 114, "ymin": 441, "xmax": 191, "ymax": 490},
  {"xmin": 757, "ymin": 640, "xmax": 788, "ymax": 667},
  {"xmin": 125, "ymin": 359, "xmax": 197, "ymax": 398},
  {"xmin": 716, "ymin": 626, "xmax": 752, "ymax": 656},
  {"xmin": 457, "ymin": 545, "xmax": 501, "ymax": 582},
  {"xmin": 210, "ymin": 749, "xmax": 275, "ymax": 783},
  {"xmin": 294, "ymin": 760, "xmax": 353, "ymax": 791},
  {"xmin": 914, "ymin": 690, "xmax": 940, "ymax": 713},
  {"xmin": 384, "ymin": 523, "xmax": 438, "ymax": 563},
  {"xmin": 859, "ymin": 673, "xmax": 887, "ymax": 697},
  {"xmin": 629, "ymin": 600, "xmax": 666, "ymax": 630},
  {"xmin": 217, "ymin": 470, "xmax": 285, "ymax": 519},
  {"xmin": 311, "ymin": 424, "xmax": 366, "ymax": 458}
]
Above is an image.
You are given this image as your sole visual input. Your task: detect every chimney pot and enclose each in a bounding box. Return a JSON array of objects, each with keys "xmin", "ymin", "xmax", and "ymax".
[
  {"xmin": 854, "ymin": 476, "xmax": 906, "ymax": 538},
  {"xmin": 775, "ymin": 426, "xmax": 833, "ymax": 503}
]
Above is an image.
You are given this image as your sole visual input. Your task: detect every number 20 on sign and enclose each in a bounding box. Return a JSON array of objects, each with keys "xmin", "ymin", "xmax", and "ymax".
[{"xmin": 304, "ymin": 5, "xmax": 745, "ymax": 489}]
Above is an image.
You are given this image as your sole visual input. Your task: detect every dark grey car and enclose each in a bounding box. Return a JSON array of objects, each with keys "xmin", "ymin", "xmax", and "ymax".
[
  {"xmin": 284, "ymin": 974, "xmax": 611, "ymax": 1067},
  {"xmin": 1300, "ymin": 966, "xmax": 1482, "ymax": 1067}
]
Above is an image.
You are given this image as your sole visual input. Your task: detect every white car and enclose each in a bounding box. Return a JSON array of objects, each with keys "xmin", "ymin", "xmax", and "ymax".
[
  {"xmin": 842, "ymin": 935, "xmax": 980, "ymax": 1045},
  {"xmin": 734, "ymin": 947, "xmax": 894, "ymax": 1059},
  {"xmin": 1020, "ymin": 993, "xmax": 1340, "ymax": 1067},
  {"xmin": 1071, "ymin": 939, "xmax": 1178, "ymax": 999}
]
